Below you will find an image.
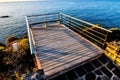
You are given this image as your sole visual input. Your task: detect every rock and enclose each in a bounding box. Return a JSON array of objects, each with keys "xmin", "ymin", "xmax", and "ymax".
[
  {"xmin": 85, "ymin": 72, "xmax": 96, "ymax": 80},
  {"xmin": 0, "ymin": 16, "xmax": 10, "ymax": 18},
  {"xmin": 21, "ymin": 69, "xmax": 46, "ymax": 80},
  {"xmin": 101, "ymin": 76, "xmax": 109, "ymax": 80},
  {"xmin": 12, "ymin": 43, "xmax": 19, "ymax": 52},
  {"xmin": 111, "ymin": 75, "xmax": 119, "ymax": 80}
]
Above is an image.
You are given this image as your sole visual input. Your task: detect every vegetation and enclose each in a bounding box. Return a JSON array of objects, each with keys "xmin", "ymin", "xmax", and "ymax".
[
  {"xmin": 107, "ymin": 28, "xmax": 120, "ymax": 42},
  {"xmin": 5, "ymin": 36, "xmax": 18, "ymax": 45},
  {"xmin": 70, "ymin": 23, "xmax": 120, "ymax": 48},
  {"xmin": 0, "ymin": 35, "xmax": 35, "ymax": 80}
]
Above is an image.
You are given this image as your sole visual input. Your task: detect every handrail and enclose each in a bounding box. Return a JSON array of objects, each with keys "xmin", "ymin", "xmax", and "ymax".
[
  {"xmin": 67, "ymin": 23, "xmax": 104, "ymax": 45},
  {"xmin": 61, "ymin": 17, "xmax": 108, "ymax": 37},
  {"xmin": 25, "ymin": 16, "xmax": 34, "ymax": 54},
  {"xmin": 27, "ymin": 12, "xmax": 59, "ymax": 17},
  {"xmin": 26, "ymin": 12, "xmax": 114, "ymax": 70},
  {"xmin": 26, "ymin": 12, "xmax": 112, "ymax": 51},
  {"xmin": 25, "ymin": 16, "xmax": 43, "ymax": 69},
  {"xmin": 27, "ymin": 13, "xmax": 60, "ymax": 26},
  {"xmin": 63, "ymin": 18, "xmax": 107, "ymax": 38},
  {"xmin": 30, "ymin": 19, "xmax": 60, "ymax": 25},
  {"xmin": 60, "ymin": 13, "xmax": 112, "ymax": 48},
  {"xmin": 60, "ymin": 13, "xmax": 112, "ymax": 33}
]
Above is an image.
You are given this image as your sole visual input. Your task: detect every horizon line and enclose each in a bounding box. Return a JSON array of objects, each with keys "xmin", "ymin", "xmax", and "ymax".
[{"xmin": 0, "ymin": 0, "xmax": 49, "ymax": 3}]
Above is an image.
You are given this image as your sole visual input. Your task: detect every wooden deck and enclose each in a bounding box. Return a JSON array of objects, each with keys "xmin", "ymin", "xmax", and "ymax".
[{"xmin": 30, "ymin": 24, "xmax": 103, "ymax": 78}]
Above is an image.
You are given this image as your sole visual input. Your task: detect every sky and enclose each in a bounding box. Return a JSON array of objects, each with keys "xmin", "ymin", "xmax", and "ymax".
[
  {"xmin": 0, "ymin": 0, "xmax": 29, "ymax": 2},
  {"xmin": 0, "ymin": 0, "xmax": 119, "ymax": 3},
  {"xmin": 0, "ymin": 0, "xmax": 42, "ymax": 2}
]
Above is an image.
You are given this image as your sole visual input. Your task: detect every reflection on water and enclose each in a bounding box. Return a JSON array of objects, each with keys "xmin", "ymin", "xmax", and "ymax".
[{"xmin": 0, "ymin": 0, "xmax": 120, "ymax": 43}]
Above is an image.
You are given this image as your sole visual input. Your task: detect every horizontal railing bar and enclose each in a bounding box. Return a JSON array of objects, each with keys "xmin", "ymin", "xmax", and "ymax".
[
  {"xmin": 82, "ymin": 25, "xmax": 107, "ymax": 37},
  {"xmin": 83, "ymin": 26, "xmax": 107, "ymax": 37},
  {"xmin": 83, "ymin": 29, "xmax": 105, "ymax": 41},
  {"xmin": 30, "ymin": 19, "xmax": 60, "ymax": 25},
  {"xmin": 26, "ymin": 12, "xmax": 111, "ymax": 49},
  {"xmin": 61, "ymin": 18, "xmax": 70, "ymax": 23},
  {"xmin": 61, "ymin": 18, "xmax": 70, "ymax": 22},
  {"xmin": 63, "ymin": 17, "xmax": 83, "ymax": 26},
  {"xmin": 27, "ymin": 12, "xmax": 59, "ymax": 17},
  {"xmin": 62, "ymin": 19, "xmax": 82, "ymax": 29},
  {"xmin": 62, "ymin": 17, "xmax": 83, "ymax": 27},
  {"xmin": 60, "ymin": 13, "xmax": 112, "ymax": 33},
  {"xmin": 70, "ymin": 19, "xmax": 83, "ymax": 26},
  {"xmin": 62, "ymin": 17, "xmax": 108, "ymax": 37},
  {"xmin": 71, "ymin": 26, "xmax": 104, "ymax": 45},
  {"xmin": 62, "ymin": 19, "xmax": 107, "ymax": 38},
  {"xmin": 63, "ymin": 22, "xmax": 104, "ymax": 46},
  {"xmin": 67, "ymin": 22, "xmax": 105, "ymax": 42}
]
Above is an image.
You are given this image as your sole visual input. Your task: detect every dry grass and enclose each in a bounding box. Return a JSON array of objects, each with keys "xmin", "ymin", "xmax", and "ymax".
[{"xmin": 0, "ymin": 35, "xmax": 35, "ymax": 79}]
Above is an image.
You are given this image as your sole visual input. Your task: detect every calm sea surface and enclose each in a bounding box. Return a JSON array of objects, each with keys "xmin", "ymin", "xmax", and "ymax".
[{"xmin": 0, "ymin": 0, "xmax": 120, "ymax": 43}]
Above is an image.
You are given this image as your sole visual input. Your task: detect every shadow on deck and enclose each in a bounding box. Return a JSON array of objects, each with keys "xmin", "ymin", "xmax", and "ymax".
[
  {"xmin": 51, "ymin": 54, "xmax": 120, "ymax": 80},
  {"xmin": 25, "ymin": 13, "xmax": 117, "ymax": 80},
  {"xmin": 30, "ymin": 24, "xmax": 103, "ymax": 79}
]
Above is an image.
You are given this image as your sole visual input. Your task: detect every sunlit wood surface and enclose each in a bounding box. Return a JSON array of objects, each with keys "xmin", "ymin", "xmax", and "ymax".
[{"xmin": 31, "ymin": 25, "xmax": 103, "ymax": 78}]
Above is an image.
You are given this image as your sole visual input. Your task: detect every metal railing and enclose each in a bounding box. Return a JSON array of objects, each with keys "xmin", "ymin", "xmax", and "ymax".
[
  {"xmin": 26, "ymin": 13, "xmax": 62, "ymax": 69},
  {"xmin": 26, "ymin": 12, "xmax": 113, "ymax": 70},
  {"xmin": 26, "ymin": 13, "xmax": 60, "ymax": 54},
  {"xmin": 60, "ymin": 13, "xmax": 112, "ymax": 48},
  {"xmin": 25, "ymin": 16, "xmax": 35, "ymax": 55},
  {"xmin": 26, "ymin": 12, "xmax": 112, "ymax": 56},
  {"xmin": 27, "ymin": 13, "xmax": 60, "ymax": 27},
  {"xmin": 26, "ymin": 16, "xmax": 43, "ymax": 69}
]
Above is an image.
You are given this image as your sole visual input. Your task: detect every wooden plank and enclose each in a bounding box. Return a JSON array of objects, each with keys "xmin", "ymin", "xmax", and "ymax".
[
  {"xmin": 41, "ymin": 48, "xmax": 97, "ymax": 69},
  {"xmin": 37, "ymin": 42, "xmax": 81, "ymax": 55},
  {"xmin": 42, "ymin": 48, "xmax": 99, "ymax": 71},
  {"xmin": 40, "ymin": 43, "xmax": 94, "ymax": 60},
  {"xmin": 30, "ymin": 24, "xmax": 103, "ymax": 78},
  {"xmin": 38, "ymin": 43, "xmax": 92, "ymax": 59},
  {"xmin": 36, "ymin": 42, "xmax": 79, "ymax": 53},
  {"xmin": 45, "ymin": 51, "xmax": 102, "ymax": 78},
  {"xmin": 33, "ymin": 31, "xmax": 63, "ymax": 38},
  {"xmin": 36, "ymin": 44, "xmax": 92, "ymax": 64},
  {"xmin": 35, "ymin": 35, "xmax": 79, "ymax": 46},
  {"xmin": 34, "ymin": 30, "xmax": 78, "ymax": 40},
  {"xmin": 33, "ymin": 31, "xmax": 77, "ymax": 42},
  {"xmin": 29, "ymin": 28, "xmax": 43, "ymax": 69}
]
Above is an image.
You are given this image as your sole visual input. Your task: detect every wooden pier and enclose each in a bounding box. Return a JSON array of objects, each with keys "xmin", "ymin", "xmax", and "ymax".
[{"xmin": 26, "ymin": 13, "xmax": 111, "ymax": 79}]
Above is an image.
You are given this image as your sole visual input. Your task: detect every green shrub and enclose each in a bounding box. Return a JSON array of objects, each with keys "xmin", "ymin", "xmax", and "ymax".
[
  {"xmin": 0, "ymin": 46, "xmax": 4, "ymax": 52},
  {"xmin": 109, "ymin": 28, "xmax": 119, "ymax": 31},
  {"xmin": 0, "ymin": 46, "xmax": 5, "ymax": 72},
  {"xmin": 96, "ymin": 24, "xmax": 103, "ymax": 27},
  {"xmin": 5, "ymin": 36, "xmax": 18, "ymax": 45},
  {"xmin": 19, "ymin": 39, "xmax": 29, "ymax": 50},
  {"xmin": 0, "ymin": 46, "xmax": 5, "ymax": 59},
  {"xmin": 0, "ymin": 46, "xmax": 4, "ymax": 60}
]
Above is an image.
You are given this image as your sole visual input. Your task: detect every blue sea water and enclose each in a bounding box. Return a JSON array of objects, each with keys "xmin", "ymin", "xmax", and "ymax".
[{"xmin": 0, "ymin": 0, "xmax": 120, "ymax": 43}]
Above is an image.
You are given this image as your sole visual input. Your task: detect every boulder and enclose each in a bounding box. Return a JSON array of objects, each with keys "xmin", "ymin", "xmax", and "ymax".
[{"xmin": 0, "ymin": 16, "xmax": 10, "ymax": 18}]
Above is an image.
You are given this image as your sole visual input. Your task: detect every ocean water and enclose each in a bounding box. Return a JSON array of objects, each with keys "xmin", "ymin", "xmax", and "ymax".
[{"xmin": 0, "ymin": 0, "xmax": 120, "ymax": 43}]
